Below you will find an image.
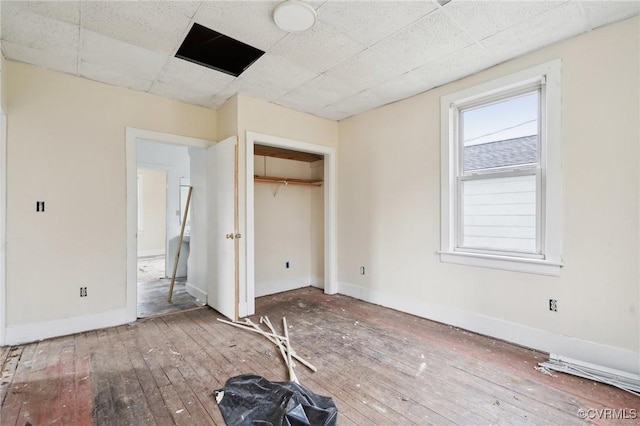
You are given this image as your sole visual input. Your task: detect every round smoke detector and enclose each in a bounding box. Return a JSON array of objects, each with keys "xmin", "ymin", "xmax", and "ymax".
[{"xmin": 273, "ymin": 0, "xmax": 317, "ymax": 33}]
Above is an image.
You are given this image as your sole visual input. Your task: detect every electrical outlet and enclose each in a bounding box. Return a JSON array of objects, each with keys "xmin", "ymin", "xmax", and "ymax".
[
  {"xmin": 360, "ymin": 266, "xmax": 365, "ymax": 275},
  {"xmin": 80, "ymin": 287, "xmax": 87, "ymax": 297},
  {"xmin": 549, "ymin": 299, "xmax": 557, "ymax": 312}
]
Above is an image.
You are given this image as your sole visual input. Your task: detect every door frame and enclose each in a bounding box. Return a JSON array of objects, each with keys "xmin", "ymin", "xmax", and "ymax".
[
  {"xmin": 245, "ymin": 131, "xmax": 337, "ymax": 316},
  {"xmin": 125, "ymin": 127, "xmax": 212, "ymax": 322}
]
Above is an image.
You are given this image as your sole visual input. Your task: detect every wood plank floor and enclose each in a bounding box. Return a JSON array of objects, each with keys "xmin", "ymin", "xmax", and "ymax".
[
  {"xmin": 137, "ymin": 256, "xmax": 203, "ymax": 318},
  {"xmin": 1, "ymin": 287, "xmax": 638, "ymax": 425}
]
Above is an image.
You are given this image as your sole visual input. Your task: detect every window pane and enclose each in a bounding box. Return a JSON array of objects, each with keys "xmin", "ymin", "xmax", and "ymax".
[
  {"xmin": 462, "ymin": 175, "xmax": 537, "ymax": 253},
  {"xmin": 462, "ymin": 91, "xmax": 539, "ymax": 172}
]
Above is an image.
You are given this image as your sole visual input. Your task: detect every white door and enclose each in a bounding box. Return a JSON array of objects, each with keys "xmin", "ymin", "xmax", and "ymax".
[{"xmin": 207, "ymin": 136, "xmax": 238, "ymax": 320}]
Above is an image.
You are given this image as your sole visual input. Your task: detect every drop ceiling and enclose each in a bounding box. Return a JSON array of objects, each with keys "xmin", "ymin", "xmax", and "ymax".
[{"xmin": 1, "ymin": 1, "xmax": 638, "ymax": 121}]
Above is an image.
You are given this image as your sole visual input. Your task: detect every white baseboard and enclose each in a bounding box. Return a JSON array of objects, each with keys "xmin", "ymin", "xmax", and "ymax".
[
  {"xmin": 338, "ymin": 281, "xmax": 639, "ymax": 375},
  {"xmin": 137, "ymin": 249, "xmax": 165, "ymax": 258},
  {"xmin": 4, "ymin": 308, "xmax": 128, "ymax": 346},
  {"xmin": 185, "ymin": 282, "xmax": 207, "ymax": 303},
  {"xmin": 256, "ymin": 278, "xmax": 313, "ymax": 298}
]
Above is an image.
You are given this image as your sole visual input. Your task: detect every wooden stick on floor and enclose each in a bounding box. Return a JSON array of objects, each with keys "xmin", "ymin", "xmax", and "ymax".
[
  {"xmin": 283, "ymin": 317, "xmax": 298, "ymax": 384},
  {"xmin": 250, "ymin": 317, "xmax": 317, "ymax": 372},
  {"xmin": 168, "ymin": 186, "xmax": 192, "ymax": 303}
]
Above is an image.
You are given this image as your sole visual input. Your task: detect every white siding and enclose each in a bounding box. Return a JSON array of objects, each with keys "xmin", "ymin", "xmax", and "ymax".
[{"xmin": 462, "ymin": 175, "xmax": 536, "ymax": 252}]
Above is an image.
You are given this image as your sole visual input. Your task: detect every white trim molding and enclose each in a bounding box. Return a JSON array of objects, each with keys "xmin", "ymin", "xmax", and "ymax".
[
  {"xmin": 245, "ymin": 131, "xmax": 337, "ymax": 318},
  {"xmin": 5, "ymin": 309, "xmax": 127, "ymax": 346},
  {"xmin": 185, "ymin": 282, "xmax": 207, "ymax": 304},
  {"xmin": 255, "ymin": 279, "xmax": 314, "ymax": 298},
  {"xmin": 338, "ymin": 281, "xmax": 639, "ymax": 375}
]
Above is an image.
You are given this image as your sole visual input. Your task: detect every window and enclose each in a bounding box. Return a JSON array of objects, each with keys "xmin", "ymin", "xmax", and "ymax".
[{"xmin": 440, "ymin": 61, "xmax": 562, "ymax": 275}]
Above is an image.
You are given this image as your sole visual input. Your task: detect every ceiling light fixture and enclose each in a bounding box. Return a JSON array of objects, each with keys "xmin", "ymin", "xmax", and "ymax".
[{"xmin": 273, "ymin": 0, "xmax": 317, "ymax": 33}]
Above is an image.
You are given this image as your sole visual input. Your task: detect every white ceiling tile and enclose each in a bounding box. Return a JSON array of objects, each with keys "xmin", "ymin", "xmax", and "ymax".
[
  {"xmin": 278, "ymin": 74, "xmax": 359, "ymax": 112},
  {"xmin": 412, "ymin": 43, "xmax": 495, "ymax": 88},
  {"xmin": 1, "ymin": 5, "xmax": 79, "ymax": 57},
  {"xmin": 81, "ymin": 1, "xmax": 193, "ymax": 53},
  {"xmin": 581, "ymin": 0, "xmax": 640, "ymax": 29},
  {"xmin": 314, "ymin": 105, "xmax": 351, "ymax": 121},
  {"xmin": 317, "ymin": 0, "xmax": 438, "ymax": 46},
  {"xmin": 324, "ymin": 48, "xmax": 409, "ymax": 94},
  {"xmin": 2, "ymin": 0, "xmax": 81, "ymax": 26},
  {"xmin": 79, "ymin": 60, "xmax": 154, "ymax": 92},
  {"xmin": 441, "ymin": 1, "xmax": 567, "ymax": 42},
  {"xmin": 215, "ymin": 76, "xmax": 289, "ymax": 103},
  {"xmin": 206, "ymin": 94, "xmax": 232, "ymax": 109},
  {"xmin": 372, "ymin": 9, "xmax": 475, "ymax": 70},
  {"xmin": 193, "ymin": 1, "xmax": 287, "ymax": 51},
  {"xmin": 328, "ymin": 90, "xmax": 383, "ymax": 119},
  {"xmin": 149, "ymin": 81, "xmax": 215, "ymax": 107},
  {"xmin": 1, "ymin": 40, "xmax": 77, "ymax": 75},
  {"xmin": 269, "ymin": 20, "xmax": 366, "ymax": 73},
  {"xmin": 154, "ymin": 57, "xmax": 235, "ymax": 94},
  {"xmin": 81, "ymin": 30, "xmax": 168, "ymax": 81},
  {"xmin": 481, "ymin": 2, "xmax": 590, "ymax": 65},
  {"xmin": 238, "ymin": 53, "xmax": 319, "ymax": 94},
  {"xmin": 364, "ymin": 71, "xmax": 433, "ymax": 106}
]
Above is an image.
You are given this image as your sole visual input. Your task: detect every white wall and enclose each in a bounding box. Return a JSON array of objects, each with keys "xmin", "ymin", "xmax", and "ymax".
[
  {"xmin": 337, "ymin": 17, "xmax": 639, "ymax": 374},
  {"xmin": 137, "ymin": 140, "xmax": 190, "ymax": 277},
  {"xmin": 254, "ymin": 156, "xmax": 323, "ymax": 296},
  {"xmin": 187, "ymin": 147, "xmax": 208, "ymax": 302},
  {"xmin": 137, "ymin": 168, "xmax": 167, "ymax": 257}
]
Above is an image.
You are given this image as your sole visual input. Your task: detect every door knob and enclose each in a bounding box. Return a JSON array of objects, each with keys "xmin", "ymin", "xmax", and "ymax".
[{"xmin": 226, "ymin": 233, "xmax": 234, "ymax": 239}]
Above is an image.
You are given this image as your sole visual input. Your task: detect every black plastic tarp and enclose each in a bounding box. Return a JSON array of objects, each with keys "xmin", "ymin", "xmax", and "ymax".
[{"xmin": 214, "ymin": 374, "xmax": 338, "ymax": 426}]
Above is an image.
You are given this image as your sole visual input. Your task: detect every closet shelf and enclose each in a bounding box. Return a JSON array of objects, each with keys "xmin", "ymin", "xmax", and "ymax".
[{"xmin": 254, "ymin": 175, "xmax": 323, "ymax": 187}]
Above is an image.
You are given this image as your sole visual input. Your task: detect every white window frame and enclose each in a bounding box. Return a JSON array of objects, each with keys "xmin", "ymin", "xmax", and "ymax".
[{"xmin": 440, "ymin": 60, "xmax": 563, "ymax": 276}]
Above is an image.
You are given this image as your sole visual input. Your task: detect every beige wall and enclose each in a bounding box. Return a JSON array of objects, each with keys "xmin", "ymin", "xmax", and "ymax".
[
  {"xmin": 237, "ymin": 94, "xmax": 339, "ymax": 149},
  {"xmin": 5, "ymin": 61, "xmax": 216, "ymax": 326},
  {"xmin": 254, "ymin": 156, "xmax": 323, "ymax": 295},
  {"xmin": 338, "ymin": 17, "xmax": 639, "ymax": 368},
  {"xmin": 137, "ymin": 168, "xmax": 166, "ymax": 257},
  {"xmin": 217, "ymin": 95, "xmax": 238, "ymax": 142}
]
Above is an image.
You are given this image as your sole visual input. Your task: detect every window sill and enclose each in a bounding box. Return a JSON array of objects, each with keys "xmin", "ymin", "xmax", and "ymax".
[{"xmin": 439, "ymin": 250, "xmax": 563, "ymax": 276}]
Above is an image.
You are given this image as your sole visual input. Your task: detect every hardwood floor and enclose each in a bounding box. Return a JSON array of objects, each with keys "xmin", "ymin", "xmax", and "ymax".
[
  {"xmin": 137, "ymin": 279, "xmax": 204, "ymax": 318},
  {"xmin": 137, "ymin": 256, "xmax": 203, "ymax": 318},
  {"xmin": 1, "ymin": 287, "xmax": 638, "ymax": 425}
]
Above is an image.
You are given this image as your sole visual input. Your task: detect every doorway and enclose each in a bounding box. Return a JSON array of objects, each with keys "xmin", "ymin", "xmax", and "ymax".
[
  {"xmin": 135, "ymin": 141, "xmax": 202, "ymax": 318},
  {"xmin": 125, "ymin": 128, "xmax": 212, "ymax": 322}
]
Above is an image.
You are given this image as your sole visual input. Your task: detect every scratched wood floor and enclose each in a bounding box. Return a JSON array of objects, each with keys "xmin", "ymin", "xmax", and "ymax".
[{"xmin": 1, "ymin": 287, "xmax": 638, "ymax": 425}]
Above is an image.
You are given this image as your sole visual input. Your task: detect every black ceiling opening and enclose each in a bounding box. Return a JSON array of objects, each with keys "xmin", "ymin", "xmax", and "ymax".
[{"xmin": 176, "ymin": 23, "xmax": 265, "ymax": 77}]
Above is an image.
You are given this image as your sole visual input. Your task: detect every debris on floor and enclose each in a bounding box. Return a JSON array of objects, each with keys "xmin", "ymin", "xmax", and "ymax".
[
  {"xmin": 217, "ymin": 316, "xmax": 317, "ymax": 383},
  {"xmin": 216, "ymin": 317, "xmax": 336, "ymax": 425},
  {"xmin": 214, "ymin": 374, "xmax": 337, "ymax": 426},
  {"xmin": 534, "ymin": 365, "xmax": 555, "ymax": 376}
]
